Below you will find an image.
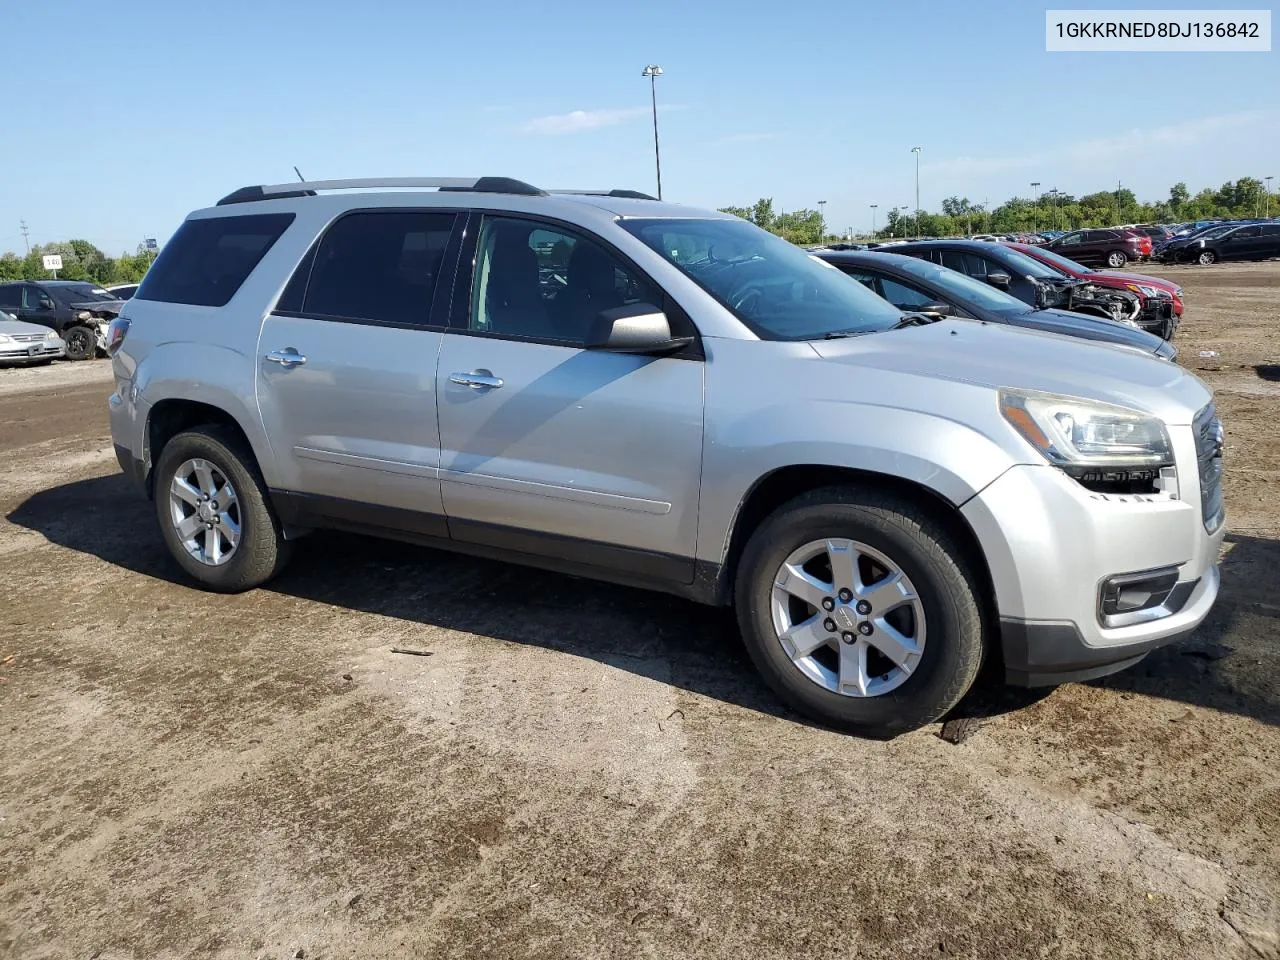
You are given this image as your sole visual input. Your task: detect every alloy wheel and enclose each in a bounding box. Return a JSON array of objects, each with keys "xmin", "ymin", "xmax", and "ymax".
[
  {"xmin": 168, "ymin": 458, "xmax": 241, "ymax": 566},
  {"xmin": 770, "ymin": 538, "xmax": 926, "ymax": 697}
]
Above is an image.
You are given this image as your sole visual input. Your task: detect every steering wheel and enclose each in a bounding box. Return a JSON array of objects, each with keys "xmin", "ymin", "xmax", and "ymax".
[{"xmin": 731, "ymin": 285, "xmax": 764, "ymax": 315}]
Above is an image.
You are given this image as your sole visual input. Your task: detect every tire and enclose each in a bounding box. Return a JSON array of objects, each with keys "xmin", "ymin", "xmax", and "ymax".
[
  {"xmin": 153, "ymin": 425, "xmax": 292, "ymax": 592},
  {"xmin": 734, "ymin": 487, "xmax": 986, "ymax": 738},
  {"xmin": 1106, "ymin": 250, "xmax": 1128, "ymax": 268},
  {"xmin": 1197, "ymin": 250, "xmax": 1217, "ymax": 265},
  {"xmin": 63, "ymin": 325, "xmax": 96, "ymax": 361}
]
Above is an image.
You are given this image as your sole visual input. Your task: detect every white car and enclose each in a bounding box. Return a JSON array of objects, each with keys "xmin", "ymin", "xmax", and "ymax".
[{"xmin": 0, "ymin": 309, "xmax": 65, "ymax": 364}]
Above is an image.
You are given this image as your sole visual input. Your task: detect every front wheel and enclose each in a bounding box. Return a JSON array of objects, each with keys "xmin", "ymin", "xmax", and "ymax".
[
  {"xmin": 735, "ymin": 488, "xmax": 986, "ymax": 738},
  {"xmin": 154, "ymin": 425, "xmax": 292, "ymax": 592},
  {"xmin": 63, "ymin": 325, "xmax": 96, "ymax": 361},
  {"xmin": 1106, "ymin": 250, "xmax": 1128, "ymax": 268},
  {"xmin": 1197, "ymin": 250, "xmax": 1217, "ymax": 265}
]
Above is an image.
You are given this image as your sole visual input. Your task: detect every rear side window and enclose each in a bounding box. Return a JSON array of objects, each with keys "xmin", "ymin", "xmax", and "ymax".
[
  {"xmin": 137, "ymin": 213, "xmax": 294, "ymax": 307},
  {"xmin": 301, "ymin": 212, "xmax": 457, "ymax": 327},
  {"xmin": 0, "ymin": 287, "xmax": 19, "ymax": 308}
]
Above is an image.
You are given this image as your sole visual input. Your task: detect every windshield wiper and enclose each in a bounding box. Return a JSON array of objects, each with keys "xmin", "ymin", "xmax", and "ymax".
[{"xmin": 889, "ymin": 312, "xmax": 942, "ymax": 329}]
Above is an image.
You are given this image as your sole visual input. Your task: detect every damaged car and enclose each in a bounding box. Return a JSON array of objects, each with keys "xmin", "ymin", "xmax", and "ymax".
[
  {"xmin": 0, "ymin": 280, "xmax": 126, "ymax": 360},
  {"xmin": 887, "ymin": 240, "xmax": 1159, "ymax": 337}
]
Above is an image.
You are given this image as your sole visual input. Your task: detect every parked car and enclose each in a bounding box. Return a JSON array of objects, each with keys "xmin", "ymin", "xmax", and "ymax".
[
  {"xmin": 1004, "ymin": 242, "xmax": 1182, "ymax": 338},
  {"xmin": 814, "ymin": 249, "xmax": 1175, "ymax": 358},
  {"xmin": 108, "ymin": 175, "xmax": 1224, "ymax": 738},
  {"xmin": 1169, "ymin": 221, "xmax": 1280, "ymax": 264},
  {"xmin": 1127, "ymin": 225, "xmax": 1173, "ymax": 245},
  {"xmin": 0, "ymin": 308, "xmax": 66, "ymax": 364},
  {"xmin": 0, "ymin": 280, "xmax": 125, "ymax": 360},
  {"xmin": 1045, "ymin": 228, "xmax": 1152, "ymax": 268},
  {"xmin": 887, "ymin": 240, "xmax": 1146, "ymax": 328}
]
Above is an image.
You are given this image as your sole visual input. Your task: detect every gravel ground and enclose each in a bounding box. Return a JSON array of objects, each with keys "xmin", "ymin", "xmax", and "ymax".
[{"xmin": 1, "ymin": 264, "xmax": 1277, "ymax": 960}]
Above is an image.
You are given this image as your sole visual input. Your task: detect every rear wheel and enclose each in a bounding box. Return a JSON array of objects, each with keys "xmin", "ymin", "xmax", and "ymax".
[
  {"xmin": 63, "ymin": 325, "xmax": 96, "ymax": 361},
  {"xmin": 154, "ymin": 425, "xmax": 292, "ymax": 592},
  {"xmin": 734, "ymin": 487, "xmax": 986, "ymax": 738},
  {"xmin": 1106, "ymin": 250, "xmax": 1128, "ymax": 268},
  {"xmin": 1197, "ymin": 250, "xmax": 1217, "ymax": 265}
]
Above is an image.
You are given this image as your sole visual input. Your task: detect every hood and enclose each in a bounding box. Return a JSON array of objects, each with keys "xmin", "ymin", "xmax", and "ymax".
[
  {"xmin": 0, "ymin": 316, "xmax": 57, "ymax": 337},
  {"xmin": 69, "ymin": 299, "xmax": 125, "ymax": 317},
  {"xmin": 1087, "ymin": 270, "xmax": 1178, "ymax": 292},
  {"xmin": 811, "ymin": 319, "xmax": 1209, "ymax": 425},
  {"xmin": 993, "ymin": 307, "xmax": 1164, "ymax": 355}
]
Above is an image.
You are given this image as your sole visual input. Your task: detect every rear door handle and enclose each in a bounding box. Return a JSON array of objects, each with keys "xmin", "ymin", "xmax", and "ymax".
[
  {"xmin": 265, "ymin": 348, "xmax": 307, "ymax": 368},
  {"xmin": 449, "ymin": 370, "xmax": 503, "ymax": 389}
]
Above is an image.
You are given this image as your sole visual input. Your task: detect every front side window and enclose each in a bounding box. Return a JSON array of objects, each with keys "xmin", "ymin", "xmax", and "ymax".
[
  {"xmin": 1021, "ymin": 245, "xmax": 1086, "ymax": 275},
  {"xmin": 302, "ymin": 211, "xmax": 456, "ymax": 327},
  {"xmin": 620, "ymin": 218, "xmax": 901, "ymax": 340},
  {"xmin": 895, "ymin": 255, "xmax": 1030, "ymax": 316},
  {"xmin": 22, "ymin": 286, "xmax": 49, "ymax": 310},
  {"xmin": 1230, "ymin": 226, "xmax": 1261, "ymax": 239},
  {"xmin": 1056, "ymin": 232, "xmax": 1083, "ymax": 247},
  {"xmin": 878, "ymin": 278, "xmax": 935, "ymax": 310},
  {"xmin": 137, "ymin": 213, "xmax": 294, "ymax": 307},
  {"xmin": 468, "ymin": 216, "xmax": 657, "ymax": 345}
]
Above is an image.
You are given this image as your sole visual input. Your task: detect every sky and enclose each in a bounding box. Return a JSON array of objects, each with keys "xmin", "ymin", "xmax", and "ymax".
[{"xmin": 1, "ymin": 0, "xmax": 1277, "ymax": 253}]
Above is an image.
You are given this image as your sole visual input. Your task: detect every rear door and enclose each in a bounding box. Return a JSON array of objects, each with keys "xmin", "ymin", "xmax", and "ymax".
[
  {"xmin": 1219, "ymin": 225, "xmax": 1263, "ymax": 260},
  {"xmin": 434, "ymin": 213, "xmax": 705, "ymax": 582},
  {"xmin": 256, "ymin": 209, "xmax": 462, "ymax": 532},
  {"xmin": 1263, "ymin": 224, "xmax": 1280, "ymax": 258}
]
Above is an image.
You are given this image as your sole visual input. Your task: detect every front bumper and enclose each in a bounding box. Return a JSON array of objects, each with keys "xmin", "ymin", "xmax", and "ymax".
[
  {"xmin": 962, "ymin": 435, "xmax": 1224, "ymax": 686},
  {"xmin": 1136, "ymin": 299, "xmax": 1177, "ymax": 338},
  {"xmin": 0, "ymin": 342, "xmax": 65, "ymax": 363}
]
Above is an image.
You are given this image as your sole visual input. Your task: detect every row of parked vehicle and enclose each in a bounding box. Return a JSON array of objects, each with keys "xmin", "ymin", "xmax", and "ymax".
[
  {"xmin": 0, "ymin": 281, "xmax": 138, "ymax": 365},
  {"xmin": 100, "ymin": 175, "xmax": 1224, "ymax": 738},
  {"xmin": 814, "ymin": 236, "xmax": 1182, "ymax": 342}
]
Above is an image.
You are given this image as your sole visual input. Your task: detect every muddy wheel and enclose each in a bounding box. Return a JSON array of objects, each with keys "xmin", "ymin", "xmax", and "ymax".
[{"xmin": 62, "ymin": 325, "xmax": 96, "ymax": 361}]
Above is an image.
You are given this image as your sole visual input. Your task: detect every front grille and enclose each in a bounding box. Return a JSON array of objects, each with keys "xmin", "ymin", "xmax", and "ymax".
[
  {"xmin": 10, "ymin": 333, "xmax": 45, "ymax": 343},
  {"xmin": 1193, "ymin": 402, "xmax": 1224, "ymax": 532}
]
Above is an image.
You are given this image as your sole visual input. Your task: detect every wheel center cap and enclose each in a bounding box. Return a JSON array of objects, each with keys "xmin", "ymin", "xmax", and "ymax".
[
  {"xmin": 835, "ymin": 606, "xmax": 858, "ymax": 630},
  {"xmin": 197, "ymin": 502, "xmax": 215, "ymax": 522}
]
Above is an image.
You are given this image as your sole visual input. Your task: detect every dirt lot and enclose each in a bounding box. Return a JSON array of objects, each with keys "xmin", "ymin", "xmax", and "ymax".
[{"xmin": 1, "ymin": 262, "xmax": 1277, "ymax": 960}]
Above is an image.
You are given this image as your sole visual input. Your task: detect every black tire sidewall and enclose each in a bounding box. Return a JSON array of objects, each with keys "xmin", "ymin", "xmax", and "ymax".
[
  {"xmin": 153, "ymin": 428, "xmax": 284, "ymax": 592},
  {"xmin": 64, "ymin": 326, "xmax": 95, "ymax": 361},
  {"xmin": 736, "ymin": 495, "xmax": 983, "ymax": 737}
]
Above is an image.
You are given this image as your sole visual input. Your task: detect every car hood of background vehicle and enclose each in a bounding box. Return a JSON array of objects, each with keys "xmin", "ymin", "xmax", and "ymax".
[
  {"xmin": 0, "ymin": 317, "xmax": 56, "ymax": 337},
  {"xmin": 1089, "ymin": 271, "xmax": 1178, "ymax": 292},
  {"xmin": 994, "ymin": 308, "xmax": 1164, "ymax": 355},
  {"xmin": 810, "ymin": 319, "xmax": 1208, "ymax": 424}
]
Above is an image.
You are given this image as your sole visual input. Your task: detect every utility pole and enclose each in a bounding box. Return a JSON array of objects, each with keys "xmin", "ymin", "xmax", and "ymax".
[
  {"xmin": 641, "ymin": 65, "xmax": 664, "ymax": 200},
  {"xmin": 20, "ymin": 219, "xmax": 30, "ymax": 255},
  {"xmin": 1116, "ymin": 180, "xmax": 1123, "ymax": 223},
  {"xmin": 1030, "ymin": 182, "xmax": 1040, "ymax": 235},
  {"xmin": 870, "ymin": 204, "xmax": 878, "ymax": 235},
  {"xmin": 1266, "ymin": 176, "xmax": 1274, "ymax": 218},
  {"xmin": 911, "ymin": 146, "xmax": 923, "ymax": 238},
  {"xmin": 817, "ymin": 200, "xmax": 827, "ymax": 243}
]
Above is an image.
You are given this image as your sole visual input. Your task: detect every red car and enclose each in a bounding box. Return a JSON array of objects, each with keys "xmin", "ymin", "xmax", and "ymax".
[{"xmin": 1004, "ymin": 242, "xmax": 1184, "ymax": 319}]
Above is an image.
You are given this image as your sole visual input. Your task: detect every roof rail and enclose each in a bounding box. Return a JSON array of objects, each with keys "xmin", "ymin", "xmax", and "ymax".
[
  {"xmin": 216, "ymin": 176, "xmax": 547, "ymax": 206},
  {"xmin": 548, "ymin": 189, "xmax": 660, "ymax": 201}
]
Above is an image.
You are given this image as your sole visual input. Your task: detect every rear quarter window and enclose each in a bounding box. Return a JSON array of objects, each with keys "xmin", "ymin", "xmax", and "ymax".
[{"xmin": 136, "ymin": 213, "xmax": 295, "ymax": 307}]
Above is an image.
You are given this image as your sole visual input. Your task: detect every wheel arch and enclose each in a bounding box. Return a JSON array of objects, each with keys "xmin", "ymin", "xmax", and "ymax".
[
  {"xmin": 715, "ymin": 465, "xmax": 998, "ymax": 635},
  {"xmin": 143, "ymin": 399, "xmax": 261, "ymax": 498}
]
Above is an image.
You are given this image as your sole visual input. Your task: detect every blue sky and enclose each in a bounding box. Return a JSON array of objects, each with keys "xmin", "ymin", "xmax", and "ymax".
[{"xmin": 2, "ymin": 0, "xmax": 1276, "ymax": 252}]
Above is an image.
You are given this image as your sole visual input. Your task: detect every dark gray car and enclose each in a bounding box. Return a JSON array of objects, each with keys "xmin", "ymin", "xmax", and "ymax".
[{"xmin": 814, "ymin": 250, "xmax": 1175, "ymax": 360}]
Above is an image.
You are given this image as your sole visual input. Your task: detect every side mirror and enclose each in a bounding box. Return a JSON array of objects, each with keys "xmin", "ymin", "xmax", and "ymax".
[
  {"xmin": 39, "ymin": 296, "xmax": 55, "ymax": 311},
  {"xmin": 986, "ymin": 272, "xmax": 1012, "ymax": 290},
  {"xmin": 918, "ymin": 301, "xmax": 953, "ymax": 317},
  {"xmin": 585, "ymin": 303, "xmax": 693, "ymax": 355}
]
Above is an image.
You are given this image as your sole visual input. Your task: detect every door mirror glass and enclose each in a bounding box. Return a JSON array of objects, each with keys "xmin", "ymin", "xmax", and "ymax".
[
  {"xmin": 585, "ymin": 303, "xmax": 691, "ymax": 355},
  {"xmin": 985, "ymin": 271, "xmax": 1012, "ymax": 290},
  {"xmin": 918, "ymin": 301, "xmax": 953, "ymax": 316},
  {"xmin": 39, "ymin": 296, "xmax": 55, "ymax": 310}
]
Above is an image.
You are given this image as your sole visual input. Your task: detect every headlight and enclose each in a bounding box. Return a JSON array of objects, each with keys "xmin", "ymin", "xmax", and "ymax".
[
  {"xmin": 999, "ymin": 389, "xmax": 1173, "ymax": 475},
  {"xmin": 1125, "ymin": 283, "xmax": 1160, "ymax": 298},
  {"xmin": 0, "ymin": 334, "xmax": 12, "ymax": 344},
  {"xmin": 45, "ymin": 329, "xmax": 61, "ymax": 341}
]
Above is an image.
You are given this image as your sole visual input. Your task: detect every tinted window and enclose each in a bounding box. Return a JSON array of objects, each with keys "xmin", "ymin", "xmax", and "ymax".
[
  {"xmin": 939, "ymin": 251, "xmax": 988, "ymax": 278},
  {"xmin": 304, "ymin": 212, "xmax": 456, "ymax": 327},
  {"xmin": 878, "ymin": 278, "xmax": 935, "ymax": 309},
  {"xmin": 0, "ymin": 287, "xmax": 19, "ymax": 309},
  {"xmin": 23, "ymin": 287, "xmax": 49, "ymax": 309},
  {"xmin": 1230, "ymin": 226, "xmax": 1261, "ymax": 239},
  {"xmin": 469, "ymin": 216, "xmax": 658, "ymax": 344},
  {"xmin": 838, "ymin": 268, "xmax": 879, "ymax": 292},
  {"xmin": 894, "ymin": 255, "xmax": 1030, "ymax": 315},
  {"xmin": 1056, "ymin": 232, "xmax": 1084, "ymax": 247},
  {"xmin": 137, "ymin": 213, "xmax": 294, "ymax": 307},
  {"xmin": 621, "ymin": 218, "xmax": 901, "ymax": 340},
  {"xmin": 1262, "ymin": 224, "xmax": 1280, "ymax": 236}
]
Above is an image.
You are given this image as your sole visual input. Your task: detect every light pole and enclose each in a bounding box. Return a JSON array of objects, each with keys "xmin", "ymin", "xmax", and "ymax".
[
  {"xmin": 911, "ymin": 146, "xmax": 922, "ymax": 238},
  {"xmin": 1267, "ymin": 176, "xmax": 1274, "ymax": 218},
  {"xmin": 641, "ymin": 65, "xmax": 664, "ymax": 200},
  {"xmin": 1030, "ymin": 182, "xmax": 1040, "ymax": 235},
  {"xmin": 870, "ymin": 203, "xmax": 878, "ymax": 236},
  {"xmin": 817, "ymin": 200, "xmax": 827, "ymax": 243},
  {"xmin": 899, "ymin": 205, "xmax": 909, "ymax": 238}
]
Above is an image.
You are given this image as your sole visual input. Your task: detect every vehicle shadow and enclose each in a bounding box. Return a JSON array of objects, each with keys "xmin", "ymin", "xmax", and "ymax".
[{"xmin": 8, "ymin": 474, "xmax": 1278, "ymax": 730}]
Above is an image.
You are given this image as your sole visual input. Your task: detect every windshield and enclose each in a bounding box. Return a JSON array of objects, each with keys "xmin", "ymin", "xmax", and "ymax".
[
  {"xmin": 995, "ymin": 247, "xmax": 1067, "ymax": 280},
  {"xmin": 619, "ymin": 218, "xmax": 903, "ymax": 340},
  {"xmin": 1019, "ymin": 245, "xmax": 1086, "ymax": 275},
  {"xmin": 891, "ymin": 256, "xmax": 1031, "ymax": 316},
  {"xmin": 62, "ymin": 283, "xmax": 117, "ymax": 302}
]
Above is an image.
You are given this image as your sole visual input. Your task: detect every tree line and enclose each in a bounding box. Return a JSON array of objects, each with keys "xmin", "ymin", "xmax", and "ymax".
[
  {"xmin": 720, "ymin": 176, "xmax": 1276, "ymax": 243},
  {"xmin": 0, "ymin": 240, "xmax": 156, "ymax": 285}
]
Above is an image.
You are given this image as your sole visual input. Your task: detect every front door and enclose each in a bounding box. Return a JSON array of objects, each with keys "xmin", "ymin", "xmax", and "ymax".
[
  {"xmin": 255, "ymin": 210, "xmax": 461, "ymax": 532},
  {"xmin": 18, "ymin": 285, "xmax": 58, "ymax": 330},
  {"xmin": 1220, "ymin": 225, "xmax": 1264, "ymax": 260},
  {"xmin": 435, "ymin": 214, "xmax": 705, "ymax": 583}
]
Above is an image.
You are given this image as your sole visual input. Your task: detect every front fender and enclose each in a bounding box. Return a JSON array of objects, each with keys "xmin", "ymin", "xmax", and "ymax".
[{"xmin": 697, "ymin": 399, "xmax": 1019, "ymax": 565}]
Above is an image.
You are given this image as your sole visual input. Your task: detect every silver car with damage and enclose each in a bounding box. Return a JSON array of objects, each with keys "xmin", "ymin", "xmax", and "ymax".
[{"xmin": 107, "ymin": 177, "xmax": 1224, "ymax": 737}]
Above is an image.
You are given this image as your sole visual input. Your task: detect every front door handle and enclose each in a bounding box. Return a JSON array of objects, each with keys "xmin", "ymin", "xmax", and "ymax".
[
  {"xmin": 449, "ymin": 370, "xmax": 503, "ymax": 390},
  {"xmin": 265, "ymin": 348, "xmax": 307, "ymax": 368}
]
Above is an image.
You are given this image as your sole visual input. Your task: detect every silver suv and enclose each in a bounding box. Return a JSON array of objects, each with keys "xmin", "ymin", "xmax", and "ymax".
[{"xmin": 107, "ymin": 177, "xmax": 1225, "ymax": 737}]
